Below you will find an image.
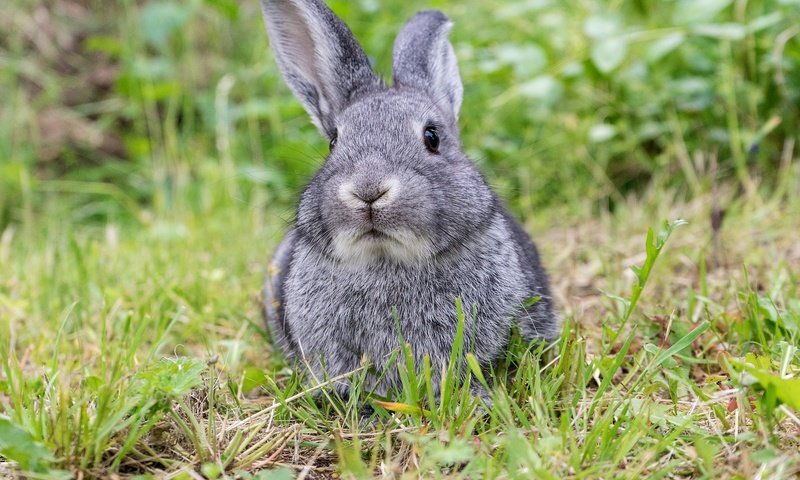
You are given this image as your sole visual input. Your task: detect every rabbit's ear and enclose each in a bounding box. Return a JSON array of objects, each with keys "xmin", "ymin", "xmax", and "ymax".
[
  {"xmin": 260, "ymin": 0, "xmax": 381, "ymax": 138},
  {"xmin": 392, "ymin": 11, "xmax": 463, "ymax": 118}
]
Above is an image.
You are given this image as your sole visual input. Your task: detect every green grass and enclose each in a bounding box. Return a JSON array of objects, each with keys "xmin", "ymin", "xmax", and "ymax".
[
  {"xmin": 1, "ymin": 0, "xmax": 800, "ymax": 478},
  {"xmin": 2, "ymin": 178, "xmax": 799, "ymax": 479}
]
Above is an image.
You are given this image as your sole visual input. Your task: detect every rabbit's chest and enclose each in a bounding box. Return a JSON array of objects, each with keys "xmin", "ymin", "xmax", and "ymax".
[
  {"xmin": 290, "ymin": 262, "xmax": 465, "ymax": 326},
  {"xmin": 285, "ymin": 241, "xmax": 528, "ymax": 361}
]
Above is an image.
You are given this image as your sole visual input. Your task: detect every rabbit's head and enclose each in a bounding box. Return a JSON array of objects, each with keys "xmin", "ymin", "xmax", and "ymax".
[{"xmin": 261, "ymin": 0, "xmax": 495, "ymax": 265}]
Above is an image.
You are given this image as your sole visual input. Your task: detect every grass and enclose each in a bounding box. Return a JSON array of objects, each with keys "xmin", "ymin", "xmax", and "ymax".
[
  {"xmin": 2, "ymin": 180, "xmax": 800, "ymax": 479},
  {"xmin": 2, "ymin": 0, "xmax": 800, "ymax": 478}
]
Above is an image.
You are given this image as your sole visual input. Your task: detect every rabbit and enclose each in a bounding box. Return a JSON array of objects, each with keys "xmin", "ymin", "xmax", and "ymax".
[{"xmin": 259, "ymin": 0, "xmax": 559, "ymax": 400}]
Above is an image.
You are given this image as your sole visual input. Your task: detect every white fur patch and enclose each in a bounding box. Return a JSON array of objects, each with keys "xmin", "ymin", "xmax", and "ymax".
[
  {"xmin": 337, "ymin": 181, "xmax": 363, "ymax": 209},
  {"xmin": 332, "ymin": 228, "xmax": 434, "ymax": 265},
  {"xmin": 373, "ymin": 177, "xmax": 400, "ymax": 208},
  {"xmin": 410, "ymin": 119, "xmax": 426, "ymax": 142}
]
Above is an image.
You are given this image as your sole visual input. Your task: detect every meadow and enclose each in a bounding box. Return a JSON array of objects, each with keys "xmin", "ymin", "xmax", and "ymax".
[{"xmin": 1, "ymin": 0, "xmax": 799, "ymax": 478}]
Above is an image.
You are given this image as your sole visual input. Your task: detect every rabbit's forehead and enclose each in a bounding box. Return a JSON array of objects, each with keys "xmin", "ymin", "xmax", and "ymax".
[{"xmin": 337, "ymin": 92, "xmax": 444, "ymax": 134}]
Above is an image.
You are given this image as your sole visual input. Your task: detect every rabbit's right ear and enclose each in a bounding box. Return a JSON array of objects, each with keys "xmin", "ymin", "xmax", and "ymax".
[
  {"xmin": 259, "ymin": 0, "xmax": 381, "ymax": 138},
  {"xmin": 393, "ymin": 11, "xmax": 463, "ymax": 119}
]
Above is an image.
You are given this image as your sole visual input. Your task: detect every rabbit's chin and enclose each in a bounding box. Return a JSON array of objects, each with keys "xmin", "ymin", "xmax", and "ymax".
[{"xmin": 331, "ymin": 229, "xmax": 434, "ymax": 265}]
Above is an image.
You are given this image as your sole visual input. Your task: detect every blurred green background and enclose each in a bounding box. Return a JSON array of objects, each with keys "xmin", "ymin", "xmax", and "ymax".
[{"xmin": 2, "ymin": 0, "xmax": 798, "ymax": 230}]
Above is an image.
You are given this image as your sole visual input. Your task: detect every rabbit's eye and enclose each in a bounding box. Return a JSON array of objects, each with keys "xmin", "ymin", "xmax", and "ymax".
[
  {"xmin": 423, "ymin": 126, "xmax": 440, "ymax": 153},
  {"xmin": 329, "ymin": 130, "xmax": 338, "ymax": 151}
]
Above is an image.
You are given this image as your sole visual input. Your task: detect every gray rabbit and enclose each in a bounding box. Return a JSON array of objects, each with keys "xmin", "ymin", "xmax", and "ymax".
[{"xmin": 260, "ymin": 0, "xmax": 558, "ymax": 398}]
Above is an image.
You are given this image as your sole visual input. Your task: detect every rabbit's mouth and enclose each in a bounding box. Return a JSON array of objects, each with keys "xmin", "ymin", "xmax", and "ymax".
[{"xmin": 360, "ymin": 228, "xmax": 390, "ymax": 240}]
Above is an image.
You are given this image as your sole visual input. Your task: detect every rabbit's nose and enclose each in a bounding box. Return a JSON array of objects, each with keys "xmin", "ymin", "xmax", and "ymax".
[
  {"xmin": 338, "ymin": 178, "xmax": 399, "ymax": 210},
  {"xmin": 352, "ymin": 187, "xmax": 388, "ymax": 205}
]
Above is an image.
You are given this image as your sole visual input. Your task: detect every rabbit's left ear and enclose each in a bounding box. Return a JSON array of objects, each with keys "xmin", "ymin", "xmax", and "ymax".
[{"xmin": 392, "ymin": 11, "xmax": 463, "ymax": 119}]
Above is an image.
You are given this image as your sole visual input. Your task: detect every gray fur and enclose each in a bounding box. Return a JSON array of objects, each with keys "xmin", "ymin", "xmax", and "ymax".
[{"xmin": 260, "ymin": 0, "xmax": 558, "ymax": 398}]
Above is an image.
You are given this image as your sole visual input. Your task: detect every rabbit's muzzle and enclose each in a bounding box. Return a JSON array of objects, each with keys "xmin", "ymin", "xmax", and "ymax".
[
  {"xmin": 337, "ymin": 177, "xmax": 399, "ymax": 224},
  {"xmin": 330, "ymin": 176, "xmax": 433, "ymax": 264}
]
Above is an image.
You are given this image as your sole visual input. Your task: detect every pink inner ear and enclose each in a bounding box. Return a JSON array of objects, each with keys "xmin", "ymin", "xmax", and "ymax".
[
  {"xmin": 271, "ymin": 6, "xmax": 327, "ymax": 102},
  {"xmin": 279, "ymin": 13, "xmax": 318, "ymax": 80},
  {"xmin": 261, "ymin": 0, "xmax": 382, "ymax": 139}
]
